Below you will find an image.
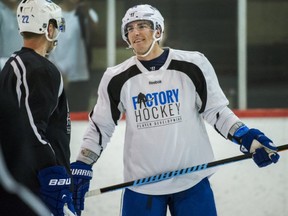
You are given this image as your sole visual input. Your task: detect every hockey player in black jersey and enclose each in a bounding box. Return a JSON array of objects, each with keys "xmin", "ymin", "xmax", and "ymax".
[
  {"xmin": 0, "ymin": 0, "xmax": 76, "ymax": 215},
  {"xmin": 70, "ymin": 4, "xmax": 280, "ymax": 216}
]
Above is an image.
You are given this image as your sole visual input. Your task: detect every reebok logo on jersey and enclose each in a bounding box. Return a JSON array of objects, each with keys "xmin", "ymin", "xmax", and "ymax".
[
  {"xmin": 49, "ymin": 178, "xmax": 71, "ymax": 186},
  {"xmin": 131, "ymin": 88, "xmax": 182, "ymax": 129},
  {"xmin": 149, "ymin": 80, "xmax": 162, "ymax": 85}
]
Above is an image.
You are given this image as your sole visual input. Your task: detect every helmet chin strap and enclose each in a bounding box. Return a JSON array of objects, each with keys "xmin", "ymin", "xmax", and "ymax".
[{"xmin": 127, "ymin": 31, "xmax": 161, "ymax": 58}]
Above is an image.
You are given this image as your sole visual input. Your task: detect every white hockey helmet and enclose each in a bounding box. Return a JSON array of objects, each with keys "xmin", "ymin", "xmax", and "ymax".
[
  {"xmin": 17, "ymin": 0, "xmax": 65, "ymax": 39},
  {"xmin": 121, "ymin": 4, "xmax": 164, "ymax": 44}
]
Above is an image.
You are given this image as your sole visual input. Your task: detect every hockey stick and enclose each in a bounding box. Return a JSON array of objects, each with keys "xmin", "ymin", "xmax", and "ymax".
[{"xmin": 86, "ymin": 144, "xmax": 288, "ymax": 198}]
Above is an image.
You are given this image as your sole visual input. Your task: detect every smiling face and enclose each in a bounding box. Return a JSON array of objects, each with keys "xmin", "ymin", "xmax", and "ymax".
[
  {"xmin": 127, "ymin": 21, "xmax": 153, "ymax": 53},
  {"xmin": 126, "ymin": 20, "xmax": 162, "ymax": 60}
]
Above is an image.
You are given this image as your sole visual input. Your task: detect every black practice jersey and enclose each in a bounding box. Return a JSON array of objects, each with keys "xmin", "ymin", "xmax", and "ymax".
[{"xmin": 0, "ymin": 47, "xmax": 71, "ymax": 192}]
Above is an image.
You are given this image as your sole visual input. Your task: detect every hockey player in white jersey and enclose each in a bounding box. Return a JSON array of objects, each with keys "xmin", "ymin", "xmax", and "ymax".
[{"xmin": 70, "ymin": 4, "xmax": 280, "ymax": 216}]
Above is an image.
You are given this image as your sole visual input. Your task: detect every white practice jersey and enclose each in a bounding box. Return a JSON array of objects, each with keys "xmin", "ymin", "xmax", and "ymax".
[{"xmin": 81, "ymin": 48, "xmax": 240, "ymax": 195}]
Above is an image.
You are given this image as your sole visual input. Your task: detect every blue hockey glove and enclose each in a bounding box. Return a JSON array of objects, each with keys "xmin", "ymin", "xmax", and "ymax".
[
  {"xmin": 70, "ymin": 161, "xmax": 93, "ymax": 216},
  {"xmin": 233, "ymin": 126, "xmax": 280, "ymax": 167},
  {"xmin": 38, "ymin": 166, "xmax": 76, "ymax": 216}
]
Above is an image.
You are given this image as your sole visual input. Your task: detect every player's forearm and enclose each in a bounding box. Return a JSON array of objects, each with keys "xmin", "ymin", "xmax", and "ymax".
[{"xmin": 204, "ymin": 106, "xmax": 240, "ymax": 138}]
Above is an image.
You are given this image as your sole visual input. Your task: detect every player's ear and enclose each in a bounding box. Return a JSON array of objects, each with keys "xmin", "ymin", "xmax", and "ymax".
[
  {"xmin": 155, "ymin": 29, "xmax": 161, "ymax": 38},
  {"xmin": 47, "ymin": 23, "xmax": 55, "ymax": 39}
]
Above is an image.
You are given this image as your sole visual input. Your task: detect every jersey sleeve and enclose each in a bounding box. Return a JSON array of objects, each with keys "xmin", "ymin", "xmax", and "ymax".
[
  {"xmin": 78, "ymin": 69, "xmax": 122, "ymax": 161},
  {"xmin": 195, "ymin": 53, "xmax": 240, "ymax": 138}
]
